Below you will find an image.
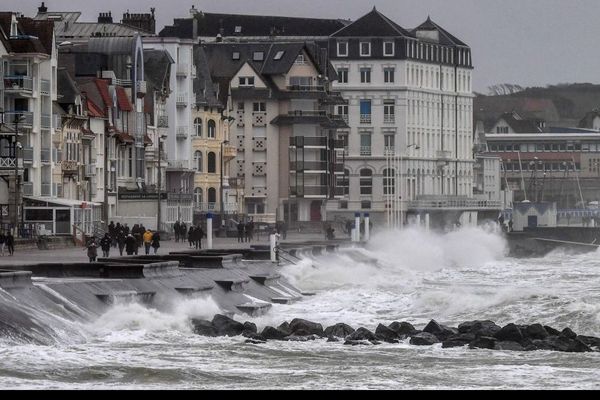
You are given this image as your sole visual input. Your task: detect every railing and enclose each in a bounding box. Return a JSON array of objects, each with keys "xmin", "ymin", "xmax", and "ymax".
[
  {"xmin": 286, "ymin": 85, "xmax": 325, "ymax": 92},
  {"xmin": 291, "ymin": 186, "xmax": 345, "ymax": 197},
  {"xmin": 22, "ymin": 147, "xmax": 33, "ymax": 162},
  {"xmin": 41, "ymin": 114, "xmax": 51, "ymax": 129},
  {"xmin": 53, "ymin": 114, "xmax": 62, "ymax": 129},
  {"xmin": 4, "ymin": 111, "xmax": 34, "ymax": 126},
  {"xmin": 287, "ymin": 110, "xmax": 327, "ymax": 117},
  {"xmin": 194, "ymin": 202, "xmax": 238, "ymax": 213},
  {"xmin": 290, "ymin": 161, "xmax": 328, "ymax": 171},
  {"xmin": 360, "ymin": 114, "xmax": 372, "ymax": 124},
  {"xmin": 40, "ymin": 79, "xmax": 50, "ymax": 95},
  {"xmin": 384, "ymin": 114, "xmax": 395, "ymax": 124},
  {"xmin": 223, "ymin": 145, "xmax": 237, "ymax": 159},
  {"xmin": 41, "ymin": 183, "xmax": 51, "ymax": 197},
  {"xmin": 23, "ymin": 182, "xmax": 33, "ymax": 196},
  {"xmin": 115, "ymin": 78, "xmax": 132, "ymax": 88},
  {"xmin": 85, "ymin": 164, "xmax": 96, "ymax": 177},
  {"xmin": 360, "ymin": 146, "xmax": 372, "ymax": 156},
  {"xmin": 40, "ymin": 148, "xmax": 51, "ymax": 164},
  {"xmin": 290, "ymin": 137, "xmax": 328, "ymax": 147},
  {"xmin": 176, "ymin": 126, "xmax": 188, "ymax": 139},
  {"xmin": 176, "ymin": 64, "xmax": 188, "ymax": 76},
  {"xmin": 384, "ymin": 147, "xmax": 395, "ymax": 156},
  {"xmin": 176, "ymin": 94, "xmax": 188, "ymax": 106},
  {"xmin": 408, "ymin": 198, "xmax": 502, "ymax": 210},
  {"xmin": 3, "ymin": 76, "xmax": 33, "ymax": 92},
  {"xmin": 0, "ymin": 157, "xmax": 15, "ymax": 168},
  {"xmin": 437, "ymin": 150, "xmax": 452, "ymax": 160},
  {"xmin": 157, "ymin": 115, "xmax": 168, "ymax": 128},
  {"xmin": 167, "ymin": 160, "xmax": 190, "ymax": 170}
]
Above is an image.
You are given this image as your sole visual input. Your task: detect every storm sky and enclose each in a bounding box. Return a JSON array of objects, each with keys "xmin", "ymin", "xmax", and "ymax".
[{"xmin": 4, "ymin": 0, "xmax": 599, "ymax": 93}]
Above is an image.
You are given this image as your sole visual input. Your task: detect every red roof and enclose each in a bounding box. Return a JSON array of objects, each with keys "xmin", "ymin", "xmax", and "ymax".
[
  {"xmin": 95, "ymin": 79, "xmax": 113, "ymax": 108},
  {"xmin": 87, "ymin": 99, "xmax": 105, "ymax": 118},
  {"xmin": 116, "ymin": 131, "xmax": 135, "ymax": 144},
  {"xmin": 144, "ymin": 135, "xmax": 153, "ymax": 146},
  {"xmin": 116, "ymin": 87, "xmax": 133, "ymax": 112}
]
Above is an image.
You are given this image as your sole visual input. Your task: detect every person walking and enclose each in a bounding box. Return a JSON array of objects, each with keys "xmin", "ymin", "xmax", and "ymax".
[
  {"xmin": 247, "ymin": 220, "xmax": 255, "ymax": 242},
  {"xmin": 174, "ymin": 221, "xmax": 180, "ymax": 243},
  {"xmin": 117, "ymin": 230, "xmax": 126, "ymax": 256},
  {"xmin": 0, "ymin": 232, "xmax": 5, "ymax": 256},
  {"xmin": 188, "ymin": 226, "xmax": 195, "ymax": 248},
  {"xmin": 194, "ymin": 225, "xmax": 204, "ymax": 250},
  {"xmin": 237, "ymin": 221, "xmax": 245, "ymax": 243},
  {"xmin": 100, "ymin": 233, "xmax": 112, "ymax": 258},
  {"xmin": 151, "ymin": 231, "xmax": 161, "ymax": 254},
  {"xmin": 125, "ymin": 234, "xmax": 137, "ymax": 256},
  {"xmin": 180, "ymin": 222, "xmax": 186, "ymax": 244},
  {"xmin": 87, "ymin": 240, "xmax": 98, "ymax": 263},
  {"xmin": 5, "ymin": 232, "xmax": 14, "ymax": 256},
  {"xmin": 143, "ymin": 229, "xmax": 153, "ymax": 255}
]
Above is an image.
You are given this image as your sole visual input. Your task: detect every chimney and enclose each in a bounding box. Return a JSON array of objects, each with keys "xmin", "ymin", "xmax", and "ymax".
[
  {"xmin": 121, "ymin": 9, "xmax": 156, "ymax": 34},
  {"xmin": 98, "ymin": 11, "xmax": 113, "ymax": 24},
  {"xmin": 38, "ymin": 2, "xmax": 48, "ymax": 14}
]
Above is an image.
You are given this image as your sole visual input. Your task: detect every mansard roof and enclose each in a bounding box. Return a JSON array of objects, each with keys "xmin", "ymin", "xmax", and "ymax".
[
  {"xmin": 159, "ymin": 11, "xmax": 348, "ymax": 38},
  {"xmin": 412, "ymin": 16, "xmax": 468, "ymax": 47},
  {"xmin": 193, "ymin": 46, "xmax": 222, "ymax": 108},
  {"xmin": 0, "ymin": 13, "xmax": 54, "ymax": 55},
  {"xmin": 497, "ymin": 112, "xmax": 544, "ymax": 133},
  {"xmin": 331, "ymin": 7, "xmax": 412, "ymax": 38}
]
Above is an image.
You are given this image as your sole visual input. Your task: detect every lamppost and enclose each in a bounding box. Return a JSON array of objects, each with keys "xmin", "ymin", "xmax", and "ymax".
[
  {"xmin": 399, "ymin": 143, "xmax": 420, "ymax": 229},
  {"xmin": 13, "ymin": 114, "xmax": 25, "ymax": 236},
  {"xmin": 156, "ymin": 134, "xmax": 167, "ymax": 231},
  {"xmin": 219, "ymin": 139, "xmax": 230, "ymax": 236},
  {"xmin": 388, "ymin": 143, "xmax": 419, "ymax": 229}
]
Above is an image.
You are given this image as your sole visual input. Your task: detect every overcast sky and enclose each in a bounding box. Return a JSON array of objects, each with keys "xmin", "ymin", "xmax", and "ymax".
[{"xmin": 4, "ymin": 0, "xmax": 600, "ymax": 93}]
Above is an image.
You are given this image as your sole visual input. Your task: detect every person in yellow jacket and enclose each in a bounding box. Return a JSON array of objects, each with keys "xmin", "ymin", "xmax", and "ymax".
[{"xmin": 143, "ymin": 230, "xmax": 153, "ymax": 255}]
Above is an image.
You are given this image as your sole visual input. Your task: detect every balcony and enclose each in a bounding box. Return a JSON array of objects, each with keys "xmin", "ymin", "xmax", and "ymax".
[
  {"xmin": 338, "ymin": 115, "xmax": 349, "ymax": 124},
  {"xmin": 85, "ymin": 164, "xmax": 96, "ymax": 177},
  {"xmin": 360, "ymin": 146, "xmax": 372, "ymax": 156},
  {"xmin": 289, "ymin": 136, "xmax": 328, "ymax": 148},
  {"xmin": 41, "ymin": 183, "xmax": 51, "ymax": 197},
  {"xmin": 61, "ymin": 160, "xmax": 78, "ymax": 174},
  {"xmin": 384, "ymin": 114, "xmax": 395, "ymax": 124},
  {"xmin": 23, "ymin": 182, "xmax": 33, "ymax": 196},
  {"xmin": 286, "ymin": 85, "xmax": 325, "ymax": 92},
  {"xmin": 3, "ymin": 76, "xmax": 33, "ymax": 94},
  {"xmin": 290, "ymin": 161, "xmax": 328, "ymax": 172},
  {"xmin": 40, "ymin": 148, "xmax": 51, "ymax": 164},
  {"xmin": 4, "ymin": 111, "xmax": 34, "ymax": 128},
  {"xmin": 176, "ymin": 126, "xmax": 189, "ymax": 139},
  {"xmin": 41, "ymin": 79, "xmax": 50, "ymax": 96},
  {"xmin": 194, "ymin": 202, "xmax": 238, "ymax": 213},
  {"xmin": 157, "ymin": 115, "xmax": 168, "ymax": 128},
  {"xmin": 176, "ymin": 94, "xmax": 188, "ymax": 107},
  {"xmin": 384, "ymin": 147, "xmax": 395, "ymax": 156},
  {"xmin": 22, "ymin": 147, "xmax": 33, "ymax": 163},
  {"xmin": 41, "ymin": 114, "xmax": 52, "ymax": 129},
  {"xmin": 360, "ymin": 114, "xmax": 372, "ymax": 124},
  {"xmin": 408, "ymin": 197, "xmax": 502, "ymax": 211},
  {"xmin": 167, "ymin": 160, "xmax": 191, "ymax": 171},
  {"xmin": 223, "ymin": 145, "xmax": 237, "ymax": 160},
  {"xmin": 53, "ymin": 114, "xmax": 62, "ymax": 129},
  {"xmin": 0, "ymin": 157, "xmax": 16, "ymax": 169},
  {"xmin": 176, "ymin": 64, "xmax": 188, "ymax": 77}
]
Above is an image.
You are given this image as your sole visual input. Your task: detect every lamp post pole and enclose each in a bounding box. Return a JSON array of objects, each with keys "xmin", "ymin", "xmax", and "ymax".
[
  {"xmin": 400, "ymin": 143, "xmax": 419, "ymax": 229},
  {"xmin": 220, "ymin": 140, "xmax": 230, "ymax": 235},
  {"xmin": 157, "ymin": 136, "xmax": 163, "ymax": 232},
  {"xmin": 13, "ymin": 114, "xmax": 23, "ymax": 237}
]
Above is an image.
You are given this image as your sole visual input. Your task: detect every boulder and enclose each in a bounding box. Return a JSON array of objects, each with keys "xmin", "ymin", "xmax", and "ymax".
[
  {"xmin": 469, "ymin": 336, "xmax": 497, "ymax": 350},
  {"xmin": 289, "ymin": 318, "xmax": 324, "ymax": 337},
  {"xmin": 344, "ymin": 339, "xmax": 374, "ymax": 346},
  {"xmin": 211, "ymin": 314, "xmax": 245, "ymax": 337},
  {"xmin": 243, "ymin": 322, "xmax": 258, "ymax": 335},
  {"xmin": 560, "ymin": 327, "xmax": 577, "ymax": 340},
  {"xmin": 245, "ymin": 338, "xmax": 266, "ymax": 344},
  {"xmin": 441, "ymin": 333, "xmax": 476, "ymax": 349},
  {"xmin": 346, "ymin": 327, "xmax": 378, "ymax": 342},
  {"xmin": 576, "ymin": 335, "xmax": 600, "ymax": 349},
  {"xmin": 375, "ymin": 324, "xmax": 400, "ymax": 343},
  {"xmin": 423, "ymin": 319, "xmax": 458, "ymax": 341},
  {"xmin": 260, "ymin": 326, "xmax": 289, "ymax": 340},
  {"xmin": 524, "ymin": 324, "xmax": 549, "ymax": 340},
  {"xmin": 410, "ymin": 332, "xmax": 440, "ymax": 346},
  {"xmin": 277, "ymin": 322, "xmax": 292, "ymax": 336},
  {"xmin": 327, "ymin": 336, "xmax": 340, "ymax": 343},
  {"xmin": 543, "ymin": 325, "xmax": 561, "ymax": 336},
  {"xmin": 567, "ymin": 339, "xmax": 592, "ymax": 353},
  {"xmin": 191, "ymin": 319, "xmax": 217, "ymax": 337},
  {"xmin": 388, "ymin": 321, "xmax": 417, "ymax": 336},
  {"xmin": 286, "ymin": 335, "xmax": 318, "ymax": 342},
  {"xmin": 458, "ymin": 320, "xmax": 501, "ymax": 337},
  {"xmin": 494, "ymin": 323, "xmax": 524, "ymax": 342},
  {"xmin": 495, "ymin": 341, "xmax": 524, "ymax": 351},
  {"xmin": 324, "ymin": 323, "xmax": 355, "ymax": 338}
]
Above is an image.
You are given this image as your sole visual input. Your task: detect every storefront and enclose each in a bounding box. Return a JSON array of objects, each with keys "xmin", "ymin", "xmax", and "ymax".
[{"xmin": 23, "ymin": 197, "xmax": 102, "ymax": 236}]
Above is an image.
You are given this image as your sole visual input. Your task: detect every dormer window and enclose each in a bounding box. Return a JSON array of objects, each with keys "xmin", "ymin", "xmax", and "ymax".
[
  {"xmin": 360, "ymin": 41, "xmax": 371, "ymax": 57},
  {"xmin": 10, "ymin": 15, "xmax": 18, "ymax": 37},
  {"xmin": 232, "ymin": 52, "xmax": 240, "ymax": 60},
  {"xmin": 239, "ymin": 77, "xmax": 255, "ymax": 87},
  {"xmin": 234, "ymin": 26, "xmax": 242, "ymax": 33},
  {"xmin": 383, "ymin": 41, "xmax": 394, "ymax": 57},
  {"xmin": 253, "ymin": 52, "xmax": 264, "ymax": 61},
  {"xmin": 274, "ymin": 51, "xmax": 285, "ymax": 60},
  {"xmin": 337, "ymin": 41, "xmax": 348, "ymax": 57},
  {"xmin": 294, "ymin": 54, "xmax": 306, "ymax": 65}
]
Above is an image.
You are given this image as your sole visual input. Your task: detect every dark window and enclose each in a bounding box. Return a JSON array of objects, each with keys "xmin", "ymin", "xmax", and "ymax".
[
  {"xmin": 360, "ymin": 169, "xmax": 373, "ymax": 195},
  {"xmin": 208, "ymin": 187, "xmax": 217, "ymax": 203},
  {"xmin": 361, "ymin": 201, "xmax": 371, "ymax": 209},
  {"xmin": 253, "ymin": 102, "xmax": 266, "ymax": 112},
  {"xmin": 337, "ymin": 68, "xmax": 348, "ymax": 84},
  {"xmin": 232, "ymin": 52, "xmax": 240, "ymax": 60},
  {"xmin": 207, "ymin": 120, "xmax": 216, "ymax": 138},
  {"xmin": 253, "ymin": 52, "xmax": 264, "ymax": 61},
  {"xmin": 208, "ymin": 152, "xmax": 216, "ymax": 173}
]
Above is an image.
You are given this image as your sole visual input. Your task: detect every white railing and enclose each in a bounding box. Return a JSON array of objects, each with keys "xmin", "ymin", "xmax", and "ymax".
[
  {"xmin": 41, "ymin": 114, "xmax": 51, "ymax": 129},
  {"xmin": 360, "ymin": 146, "xmax": 372, "ymax": 156},
  {"xmin": 437, "ymin": 150, "xmax": 452, "ymax": 160},
  {"xmin": 193, "ymin": 202, "xmax": 238, "ymax": 213},
  {"xmin": 4, "ymin": 111, "xmax": 34, "ymax": 126},
  {"xmin": 167, "ymin": 160, "xmax": 190, "ymax": 170},
  {"xmin": 408, "ymin": 198, "xmax": 502, "ymax": 210},
  {"xmin": 176, "ymin": 94, "xmax": 188, "ymax": 106},
  {"xmin": 176, "ymin": 126, "xmax": 189, "ymax": 138},
  {"xmin": 384, "ymin": 114, "xmax": 395, "ymax": 124},
  {"xmin": 0, "ymin": 157, "xmax": 15, "ymax": 168},
  {"xmin": 3, "ymin": 76, "xmax": 33, "ymax": 92},
  {"xmin": 41, "ymin": 183, "xmax": 51, "ymax": 197},
  {"xmin": 384, "ymin": 147, "xmax": 395, "ymax": 156},
  {"xmin": 360, "ymin": 114, "xmax": 371, "ymax": 124}
]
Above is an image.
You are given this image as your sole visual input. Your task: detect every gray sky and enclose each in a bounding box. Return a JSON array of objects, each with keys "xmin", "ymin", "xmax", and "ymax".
[{"xmin": 4, "ymin": 0, "xmax": 600, "ymax": 93}]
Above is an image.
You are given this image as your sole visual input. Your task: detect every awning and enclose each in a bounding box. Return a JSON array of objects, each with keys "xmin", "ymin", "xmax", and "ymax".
[{"xmin": 24, "ymin": 196, "xmax": 101, "ymax": 208}]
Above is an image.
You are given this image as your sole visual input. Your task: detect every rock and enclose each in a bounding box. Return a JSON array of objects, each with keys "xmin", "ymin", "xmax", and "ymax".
[
  {"xmin": 277, "ymin": 322, "xmax": 292, "ymax": 336},
  {"xmin": 533, "ymin": 336, "xmax": 590, "ymax": 352},
  {"xmin": 560, "ymin": 327, "xmax": 577, "ymax": 340},
  {"xmin": 260, "ymin": 326, "xmax": 289, "ymax": 340},
  {"xmin": 346, "ymin": 327, "xmax": 378, "ymax": 342},
  {"xmin": 375, "ymin": 324, "xmax": 400, "ymax": 343},
  {"xmin": 469, "ymin": 336, "xmax": 497, "ymax": 350},
  {"xmin": 285, "ymin": 335, "xmax": 318, "ymax": 342},
  {"xmin": 422, "ymin": 319, "xmax": 458, "ymax": 341},
  {"xmin": 324, "ymin": 323, "xmax": 355, "ymax": 338},
  {"xmin": 388, "ymin": 321, "xmax": 417, "ymax": 336},
  {"xmin": 458, "ymin": 320, "xmax": 501, "ymax": 337},
  {"xmin": 344, "ymin": 340, "xmax": 374, "ymax": 346},
  {"xmin": 245, "ymin": 338, "xmax": 266, "ymax": 344},
  {"xmin": 543, "ymin": 325, "xmax": 561, "ymax": 336},
  {"xmin": 191, "ymin": 319, "xmax": 217, "ymax": 337},
  {"xmin": 327, "ymin": 336, "xmax": 340, "ymax": 343},
  {"xmin": 243, "ymin": 333, "xmax": 267, "ymax": 342},
  {"xmin": 531, "ymin": 339, "xmax": 557, "ymax": 351},
  {"xmin": 410, "ymin": 332, "xmax": 440, "ymax": 346},
  {"xmin": 494, "ymin": 323, "xmax": 524, "ymax": 342},
  {"xmin": 567, "ymin": 339, "xmax": 592, "ymax": 353},
  {"xmin": 442, "ymin": 333, "xmax": 476, "ymax": 349},
  {"xmin": 524, "ymin": 324, "xmax": 549, "ymax": 340},
  {"xmin": 495, "ymin": 341, "xmax": 524, "ymax": 351},
  {"xmin": 211, "ymin": 314, "xmax": 245, "ymax": 337},
  {"xmin": 576, "ymin": 335, "xmax": 600, "ymax": 349},
  {"xmin": 289, "ymin": 318, "xmax": 324, "ymax": 337},
  {"xmin": 369, "ymin": 340, "xmax": 382, "ymax": 345},
  {"xmin": 243, "ymin": 322, "xmax": 258, "ymax": 335}
]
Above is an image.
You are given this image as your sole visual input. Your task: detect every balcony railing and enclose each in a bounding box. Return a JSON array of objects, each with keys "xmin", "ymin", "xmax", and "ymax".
[
  {"xmin": 287, "ymin": 110, "xmax": 327, "ymax": 117},
  {"xmin": 384, "ymin": 114, "xmax": 395, "ymax": 124},
  {"xmin": 223, "ymin": 145, "xmax": 237, "ymax": 159},
  {"xmin": 53, "ymin": 114, "xmax": 62, "ymax": 129},
  {"xmin": 194, "ymin": 202, "xmax": 238, "ymax": 213},
  {"xmin": 40, "ymin": 79, "xmax": 50, "ymax": 95},
  {"xmin": 61, "ymin": 160, "xmax": 78, "ymax": 172},
  {"xmin": 157, "ymin": 115, "xmax": 168, "ymax": 128},
  {"xmin": 289, "ymin": 137, "xmax": 328, "ymax": 147},
  {"xmin": 384, "ymin": 147, "xmax": 396, "ymax": 156},
  {"xmin": 360, "ymin": 114, "xmax": 372, "ymax": 124},
  {"xmin": 41, "ymin": 183, "xmax": 51, "ymax": 197},
  {"xmin": 23, "ymin": 182, "xmax": 33, "ymax": 196},
  {"xmin": 4, "ymin": 111, "xmax": 34, "ymax": 127},
  {"xmin": 167, "ymin": 160, "xmax": 191, "ymax": 170},
  {"xmin": 3, "ymin": 76, "xmax": 33, "ymax": 92},
  {"xmin": 176, "ymin": 94, "xmax": 188, "ymax": 107},
  {"xmin": 41, "ymin": 114, "xmax": 51, "ymax": 129},
  {"xmin": 176, "ymin": 126, "xmax": 189, "ymax": 139},
  {"xmin": 0, "ymin": 157, "xmax": 15, "ymax": 168},
  {"xmin": 338, "ymin": 115, "xmax": 348, "ymax": 124},
  {"xmin": 437, "ymin": 150, "xmax": 452, "ymax": 160},
  {"xmin": 290, "ymin": 186, "xmax": 345, "ymax": 197},
  {"xmin": 408, "ymin": 198, "xmax": 502, "ymax": 210},
  {"xmin": 360, "ymin": 146, "xmax": 372, "ymax": 156},
  {"xmin": 290, "ymin": 161, "xmax": 328, "ymax": 171},
  {"xmin": 286, "ymin": 85, "xmax": 325, "ymax": 92},
  {"xmin": 40, "ymin": 148, "xmax": 51, "ymax": 164}
]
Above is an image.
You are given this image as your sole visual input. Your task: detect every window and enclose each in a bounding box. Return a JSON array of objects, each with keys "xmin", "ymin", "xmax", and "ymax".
[
  {"xmin": 384, "ymin": 100, "xmax": 395, "ymax": 123},
  {"xmin": 337, "ymin": 41, "xmax": 348, "ymax": 57},
  {"xmin": 294, "ymin": 54, "xmax": 306, "ymax": 65},
  {"xmin": 208, "ymin": 152, "xmax": 216, "ymax": 173},
  {"xmin": 361, "ymin": 201, "xmax": 372, "ymax": 209},
  {"xmin": 337, "ymin": 68, "xmax": 348, "ymax": 84},
  {"xmin": 496, "ymin": 126, "xmax": 509, "ymax": 134},
  {"xmin": 383, "ymin": 168, "xmax": 395, "ymax": 195},
  {"xmin": 239, "ymin": 76, "xmax": 255, "ymax": 87},
  {"xmin": 274, "ymin": 51, "xmax": 285, "ymax": 60},
  {"xmin": 360, "ymin": 100, "xmax": 372, "ymax": 124},
  {"xmin": 234, "ymin": 26, "xmax": 242, "ymax": 33},
  {"xmin": 194, "ymin": 188, "xmax": 203, "ymax": 207},
  {"xmin": 253, "ymin": 102, "xmax": 266, "ymax": 112},
  {"xmin": 208, "ymin": 187, "xmax": 217, "ymax": 203},
  {"xmin": 232, "ymin": 52, "xmax": 240, "ymax": 60},
  {"xmin": 337, "ymin": 105, "xmax": 348, "ymax": 122},
  {"xmin": 289, "ymin": 76, "xmax": 312, "ymax": 86},
  {"xmin": 360, "ymin": 169, "xmax": 373, "ymax": 195},
  {"xmin": 207, "ymin": 120, "xmax": 216, "ymax": 138},
  {"xmin": 360, "ymin": 134, "xmax": 371, "ymax": 156},
  {"xmin": 253, "ymin": 52, "xmax": 264, "ymax": 61},
  {"xmin": 194, "ymin": 151, "xmax": 203, "ymax": 172},
  {"xmin": 194, "ymin": 117, "xmax": 203, "ymax": 136},
  {"xmin": 336, "ymin": 169, "xmax": 350, "ymax": 195},
  {"xmin": 384, "ymin": 41, "xmax": 395, "ymax": 56},
  {"xmin": 384, "ymin": 67, "xmax": 395, "ymax": 83},
  {"xmin": 360, "ymin": 68, "xmax": 371, "ymax": 83},
  {"xmin": 339, "ymin": 200, "xmax": 348, "ymax": 209},
  {"xmin": 384, "ymin": 134, "xmax": 395, "ymax": 152},
  {"xmin": 360, "ymin": 41, "xmax": 371, "ymax": 57},
  {"xmin": 238, "ymin": 102, "xmax": 245, "ymax": 110}
]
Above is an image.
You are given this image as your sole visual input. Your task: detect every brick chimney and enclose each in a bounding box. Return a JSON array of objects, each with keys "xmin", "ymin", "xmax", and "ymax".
[
  {"xmin": 121, "ymin": 8, "xmax": 156, "ymax": 34},
  {"xmin": 38, "ymin": 2, "xmax": 48, "ymax": 14},
  {"xmin": 98, "ymin": 11, "xmax": 113, "ymax": 24}
]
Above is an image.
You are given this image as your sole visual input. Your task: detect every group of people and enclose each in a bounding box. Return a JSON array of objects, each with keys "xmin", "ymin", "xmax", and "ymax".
[
  {"xmin": 0, "ymin": 231, "xmax": 15, "ymax": 256},
  {"xmin": 237, "ymin": 220, "xmax": 255, "ymax": 243},
  {"xmin": 275, "ymin": 221, "xmax": 288, "ymax": 240},
  {"xmin": 172, "ymin": 221, "xmax": 188, "ymax": 243},
  {"xmin": 86, "ymin": 222, "xmax": 162, "ymax": 262}
]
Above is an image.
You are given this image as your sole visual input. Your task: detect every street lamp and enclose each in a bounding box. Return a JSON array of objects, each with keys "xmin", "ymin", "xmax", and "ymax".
[
  {"xmin": 156, "ymin": 134, "xmax": 167, "ymax": 232},
  {"xmin": 387, "ymin": 142, "xmax": 419, "ymax": 229},
  {"xmin": 399, "ymin": 143, "xmax": 420, "ymax": 229},
  {"xmin": 219, "ymin": 139, "xmax": 230, "ymax": 236},
  {"xmin": 13, "ymin": 113, "xmax": 25, "ymax": 237}
]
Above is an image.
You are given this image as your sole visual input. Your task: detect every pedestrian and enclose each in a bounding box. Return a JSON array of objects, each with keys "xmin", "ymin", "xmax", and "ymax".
[
  {"xmin": 180, "ymin": 222, "xmax": 187, "ymax": 244},
  {"xmin": 114, "ymin": 222, "xmax": 122, "ymax": 247},
  {"xmin": 188, "ymin": 226, "xmax": 195, "ymax": 247},
  {"xmin": 174, "ymin": 221, "xmax": 180, "ymax": 243},
  {"xmin": 143, "ymin": 229, "xmax": 153, "ymax": 255},
  {"xmin": 123, "ymin": 223, "xmax": 130, "ymax": 236},
  {"xmin": 5, "ymin": 232, "xmax": 14, "ymax": 256},
  {"xmin": 87, "ymin": 240, "xmax": 98, "ymax": 263},
  {"xmin": 281, "ymin": 221, "xmax": 288, "ymax": 240},
  {"xmin": 247, "ymin": 220, "xmax": 255, "ymax": 242},
  {"xmin": 151, "ymin": 231, "xmax": 161, "ymax": 254},
  {"xmin": 237, "ymin": 221, "xmax": 245, "ymax": 243},
  {"xmin": 125, "ymin": 234, "xmax": 137, "ymax": 256},
  {"xmin": 100, "ymin": 233, "xmax": 112, "ymax": 258},
  {"xmin": 117, "ymin": 230, "xmax": 126, "ymax": 256},
  {"xmin": 194, "ymin": 225, "xmax": 204, "ymax": 249},
  {"xmin": 0, "ymin": 232, "xmax": 5, "ymax": 256}
]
